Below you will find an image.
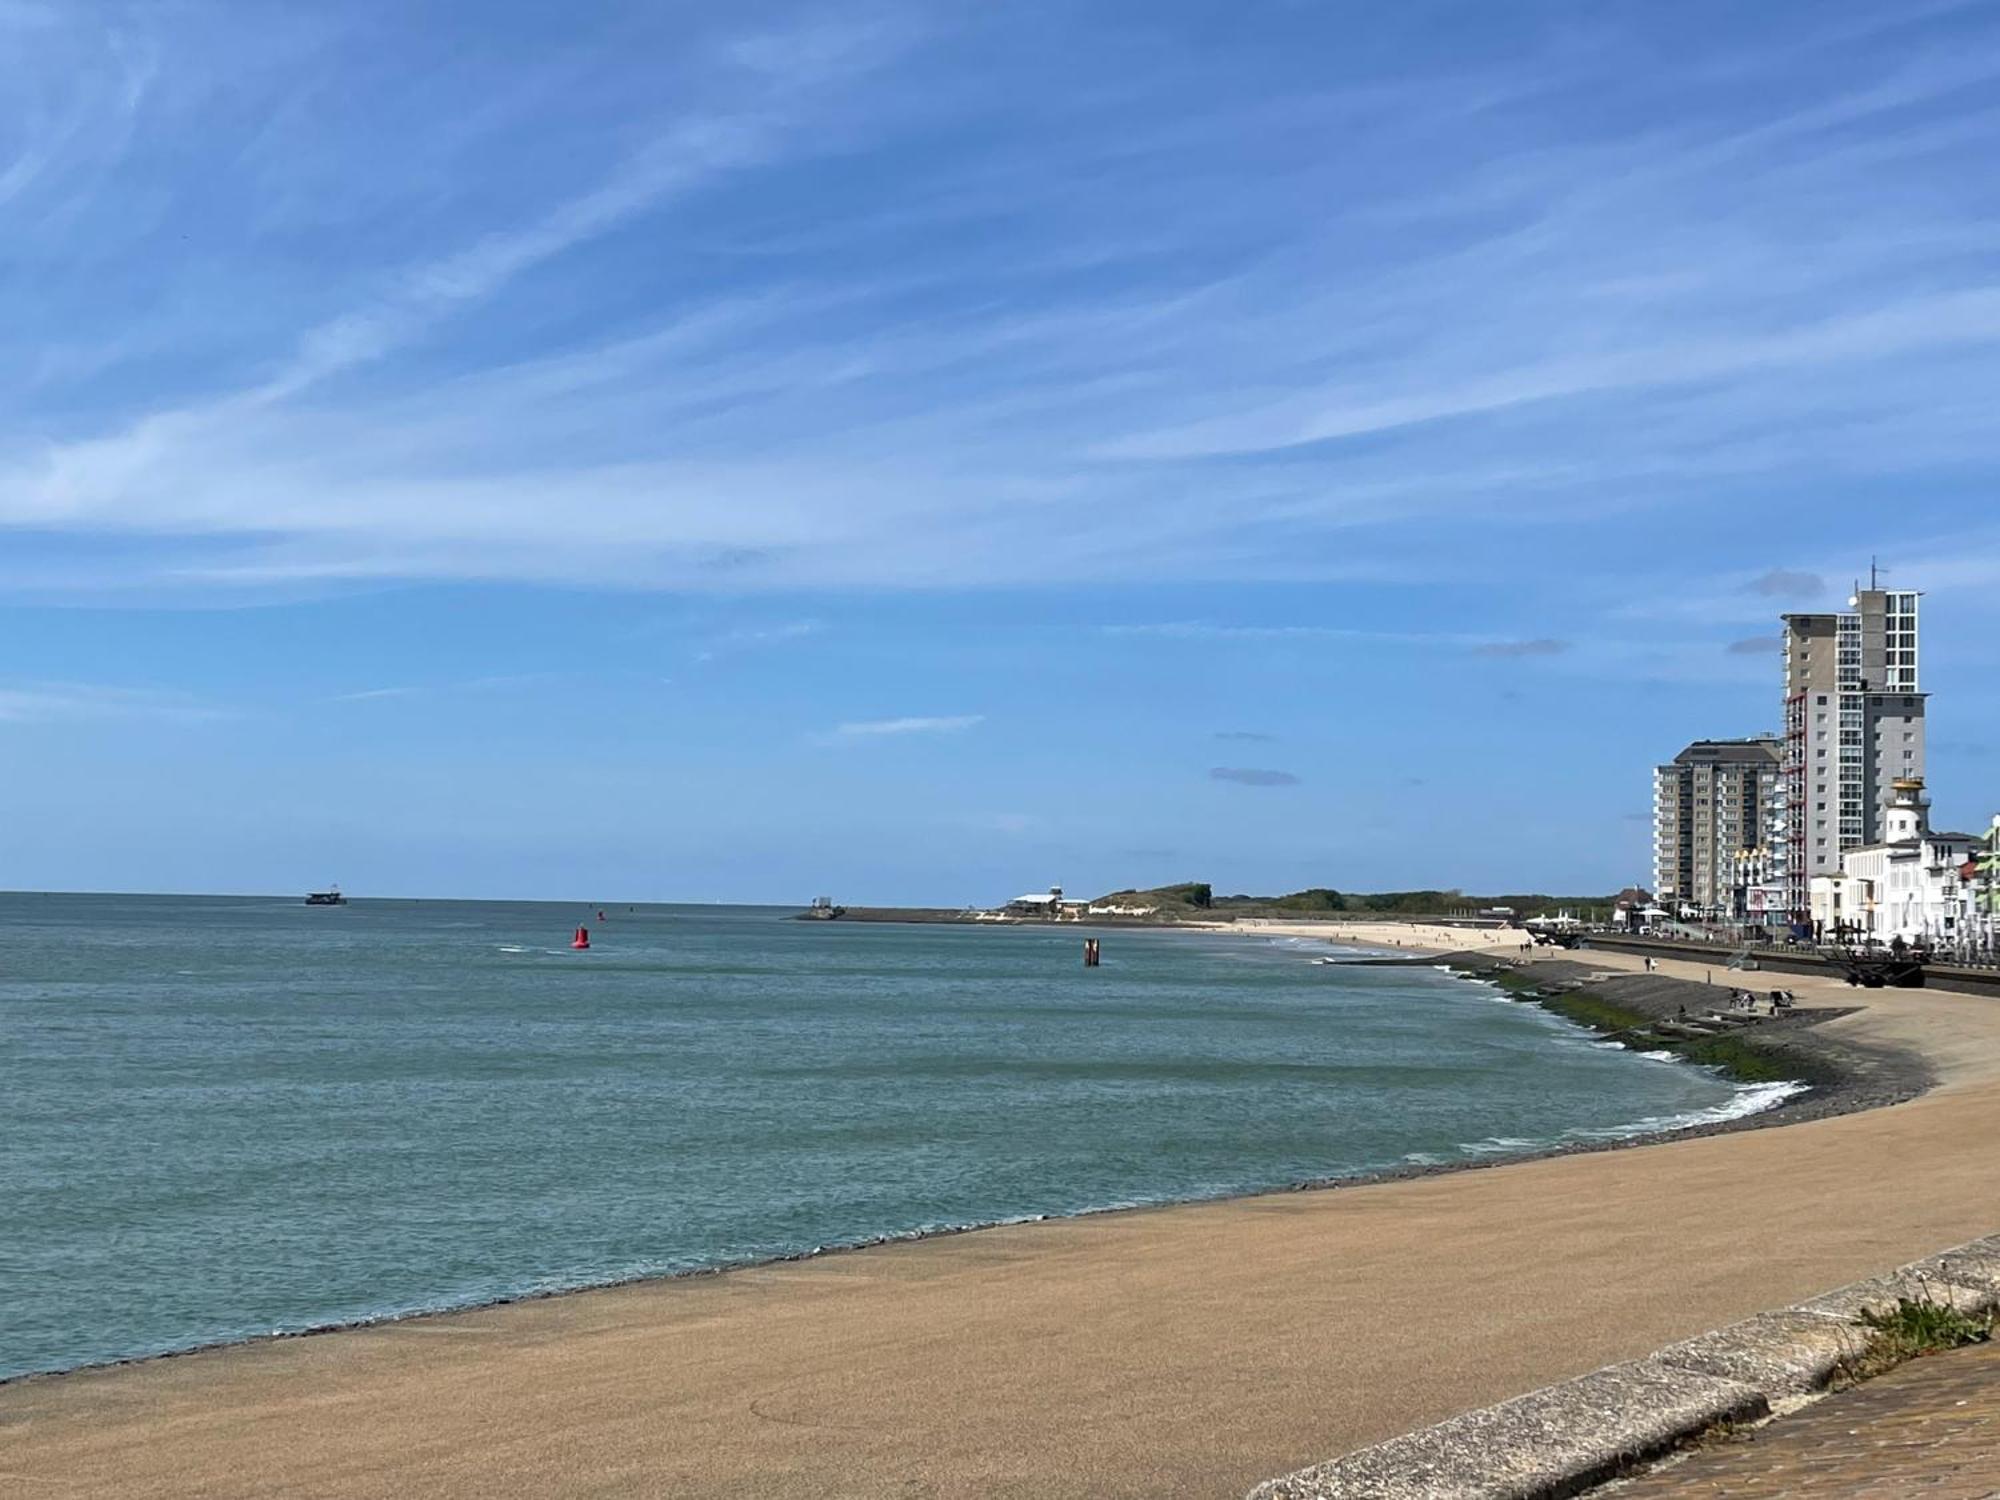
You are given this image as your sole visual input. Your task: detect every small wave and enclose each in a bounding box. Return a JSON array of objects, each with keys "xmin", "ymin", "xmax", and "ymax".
[
  {"xmin": 1446, "ymin": 968, "xmax": 1506, "ymax": 989},
  {"xmin": 1462, "ymin": 1135, "xmax": 1542, "ymax": 1155},
  {"xmin": 1561, "ymin": 1080, "xmax": 1809, "ymax": 1141}
]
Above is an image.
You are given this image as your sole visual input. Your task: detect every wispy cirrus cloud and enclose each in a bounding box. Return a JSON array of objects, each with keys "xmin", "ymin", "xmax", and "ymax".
[
  {"xmin": 693, "ymin": 618, "xmax": 824, "ymax": 661},
  {"xmin": 1108, "ymin": 622, "xmax": 1600, "ymax": 673},
  {"xmin": 713, "ymin": 619, "xmax": 823, "ymax": 647},
  {"xmin": 1471, "ymin": 638, "xmax": 1570, "ymax": 659},
  {"xmin": 0, "ymin": 681, "xmax": 227, "ymax": 724},
  {"xmin": 325, "ymin": 672, "xmax": 567, "ymax": 703},
  {"xmin": 1106, "ymin": 622, "xmax": 1490, "ymax": 647},
  {"xmin": 1210, "ymin": 766, "xmax": 1300, "ymax": 787},
  {"xmin": 9, "ymin": 3, "xmax": 2000, "ymax": 608},
  {"xmin": 821, "ymin": 714, "xmax": 984, "ymax": 742},
  {"xmin": 1098, "ymin": 288, "xmax": 2000, "ymax": 461}
]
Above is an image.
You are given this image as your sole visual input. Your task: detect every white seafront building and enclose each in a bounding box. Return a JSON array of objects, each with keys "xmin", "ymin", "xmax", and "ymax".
[
  {"xmin": 1809, "ymin": 777, "xmax": 1992, "ymax": 951},
  {"xmin": 1648, "ymin": 571, "xmax": 2000, "ymax": 952}
]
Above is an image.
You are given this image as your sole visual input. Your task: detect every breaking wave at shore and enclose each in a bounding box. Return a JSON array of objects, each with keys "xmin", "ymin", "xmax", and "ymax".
[{"xmin": 1452, "ymin": 1078, "xmax": 1809, "ymax": 1159}]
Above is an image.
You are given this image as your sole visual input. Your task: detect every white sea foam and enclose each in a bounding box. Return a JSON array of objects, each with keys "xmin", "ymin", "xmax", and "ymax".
[
  {"xmin": 1462, "ymin": 1134, "xmax": 1542, "ymax": 1155},
  {"xmin": 1448, "ymin": 1075, "xmax": 1807, "ymax": 1161},
  {"xmin": 1560, "ymin": 1079, "xmax": 1809, "ymax": 1141}
]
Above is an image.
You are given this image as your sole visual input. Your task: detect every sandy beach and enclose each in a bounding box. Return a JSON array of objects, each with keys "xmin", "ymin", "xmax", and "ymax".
[
  {"xmin": 1212, "ymin": 917, "xmax": 1533, "ymax": 954},
  {"xmin": 7, "ymin": 934, "xmax": 1999, "ymax": 1499}
]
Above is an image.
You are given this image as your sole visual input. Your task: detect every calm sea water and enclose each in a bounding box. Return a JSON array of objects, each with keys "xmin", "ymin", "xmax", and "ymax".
[{"xmin": 0, "ymin": 894, "xmax": 1788, "ymax": 1381}]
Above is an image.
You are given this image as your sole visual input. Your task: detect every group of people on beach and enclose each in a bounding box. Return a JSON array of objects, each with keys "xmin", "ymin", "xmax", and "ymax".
[
  {"xmin": 1725, "ymin": 988, "xmax": 1795, "ymax": 1013},
  {"xmin": 1672, "ymin": 988, "xmax": 1796, "ymax": 1020}
]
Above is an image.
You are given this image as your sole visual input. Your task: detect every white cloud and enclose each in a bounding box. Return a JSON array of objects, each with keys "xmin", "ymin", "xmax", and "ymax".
[
  {"xmin": 695, "ymin": 619, "xmax": 825, "ymax": 660},
  {"xmin": 825, "ymin": 714, "xmax": 984, "ymax": 739},
  {"xmin": 1099, "ymin": 287, "xmax": 2000, "ymax": 461},
  {"xmin": 8, "ymin": 7, "xmax": 2000, "ymax": 603},
  {"xmin": 1106, "ymin": 622, "xmax": 1563, "ymax": 654},
  {"xmin": 0, "ymin": 682, "xmax": 227, "ymax": 724}
]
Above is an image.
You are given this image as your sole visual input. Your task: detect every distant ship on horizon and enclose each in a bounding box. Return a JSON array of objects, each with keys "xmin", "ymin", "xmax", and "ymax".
[{"xmin": 305, "ymin": 887, "xmax": 348, "ymax": 906}]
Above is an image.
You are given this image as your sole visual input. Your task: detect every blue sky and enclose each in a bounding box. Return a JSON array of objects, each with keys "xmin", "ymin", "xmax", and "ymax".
[{"xmin": 6, "ymin": 0, "xmax": 2000, "ymax": 902}]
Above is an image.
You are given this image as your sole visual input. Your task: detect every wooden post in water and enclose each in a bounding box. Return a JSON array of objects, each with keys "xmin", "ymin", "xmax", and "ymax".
[{"xmin": 1083, "ymin": 937, "xmax": 1100, "ymax": 968}]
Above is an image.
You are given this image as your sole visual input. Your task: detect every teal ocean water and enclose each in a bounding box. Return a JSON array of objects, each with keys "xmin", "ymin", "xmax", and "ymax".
[{"xmin": 0, "ymin": 894, "xmax": 1791, "ymax": 1382}]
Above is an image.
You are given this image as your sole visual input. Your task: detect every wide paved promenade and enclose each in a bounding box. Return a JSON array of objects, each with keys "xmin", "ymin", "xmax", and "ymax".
[{"xmin": 1618, "ymin": 1340, "xmax": 2000, "ymax": 1498}]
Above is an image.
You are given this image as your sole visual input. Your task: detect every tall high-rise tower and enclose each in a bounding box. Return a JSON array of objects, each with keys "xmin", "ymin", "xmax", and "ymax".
[{"xmin": 1780, "ymin": 581, "xmax": 1925, "ymax": 923}]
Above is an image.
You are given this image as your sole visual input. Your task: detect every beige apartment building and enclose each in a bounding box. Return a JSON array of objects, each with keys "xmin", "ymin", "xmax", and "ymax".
[{"xmin": 1653, "ymin": 737, "xmax": 1784, "ymax": 917}]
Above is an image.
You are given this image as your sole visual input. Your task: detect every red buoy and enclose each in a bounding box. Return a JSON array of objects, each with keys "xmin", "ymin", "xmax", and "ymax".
[{"xmin": 571, "ymin": 925, "xmax": 590, "ymax": 950}]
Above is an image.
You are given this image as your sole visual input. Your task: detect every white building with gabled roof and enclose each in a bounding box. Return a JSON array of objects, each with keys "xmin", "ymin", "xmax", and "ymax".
[{"xmin": 1809, "ymin": 777, "xmax": 1983, "ymax": 946}]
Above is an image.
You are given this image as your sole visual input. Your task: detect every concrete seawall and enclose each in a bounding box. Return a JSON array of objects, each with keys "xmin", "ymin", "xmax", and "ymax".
[{"xmin": 1250, "ymin": 1233, "xmax": 2000, "ymax": 1500}]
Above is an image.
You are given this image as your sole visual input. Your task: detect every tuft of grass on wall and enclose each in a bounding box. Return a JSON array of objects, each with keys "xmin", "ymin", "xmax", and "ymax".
[{"xmin": 1840, "ymin": 1294, "xmax": 1993, "ymax": 1385}]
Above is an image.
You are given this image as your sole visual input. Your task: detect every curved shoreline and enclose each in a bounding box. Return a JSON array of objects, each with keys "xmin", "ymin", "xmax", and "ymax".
[
  {"xmin": 0, "ymin": 951, "xmax": 1916, "ymax": 1392},
  {"xmin": 8, "ymin": 933, "xmax": 1997, "ymax": 1500}
]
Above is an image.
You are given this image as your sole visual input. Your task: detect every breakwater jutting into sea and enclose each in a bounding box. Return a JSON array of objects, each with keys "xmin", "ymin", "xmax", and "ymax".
[{"xmin": 0, "ymin": 894, "xmax": 1796, "ymax": 1382}]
